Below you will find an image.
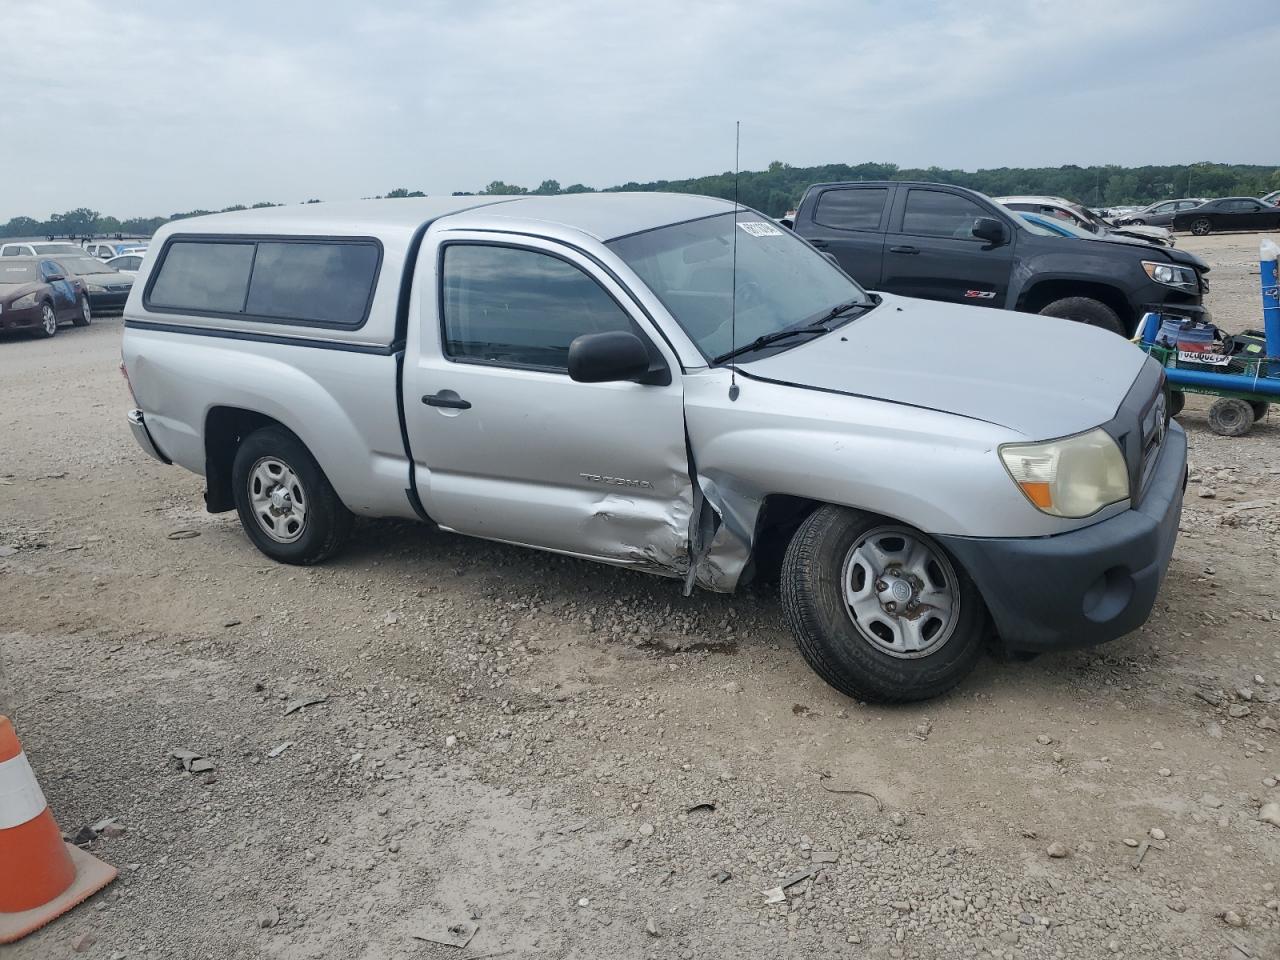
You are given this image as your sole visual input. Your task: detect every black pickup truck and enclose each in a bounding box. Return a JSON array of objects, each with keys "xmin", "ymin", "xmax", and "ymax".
[{"xmin": 791, "ymin": 181, "xmax": 1209, "ymax": 335}]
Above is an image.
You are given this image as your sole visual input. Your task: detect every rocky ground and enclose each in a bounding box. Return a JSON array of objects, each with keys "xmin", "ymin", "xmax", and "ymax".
[{"xmin": 1, "ymin": 232, "xmax": 1278, "ymax": 960}]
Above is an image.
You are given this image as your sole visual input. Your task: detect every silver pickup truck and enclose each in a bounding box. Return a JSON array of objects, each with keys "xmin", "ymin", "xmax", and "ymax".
[{"xmin": 121, "ymin": 194, "xmax": 1187, "ymax": 702}]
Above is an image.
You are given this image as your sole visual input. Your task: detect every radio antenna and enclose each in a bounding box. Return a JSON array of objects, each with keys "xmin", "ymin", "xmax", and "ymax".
[{"xmin": 728, "ymin": 120, "xmax": 741, "ymax": 402}]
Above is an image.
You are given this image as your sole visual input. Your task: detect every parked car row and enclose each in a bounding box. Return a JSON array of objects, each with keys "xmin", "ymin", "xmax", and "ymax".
[
  {"xmin": 0, "ymin": 250, "xmax": 135, "ymax": 339},
  {"xmin": 1110, "ymin": 194, "xmax": 1280, "ymax": 234}
]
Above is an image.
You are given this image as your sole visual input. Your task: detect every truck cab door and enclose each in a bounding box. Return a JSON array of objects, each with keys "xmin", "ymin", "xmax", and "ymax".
[
  {"xmin": 796, "ymin": 185, "xmax": 889, "ymax": 288},
  {"xmin": 402, "ymin": 233, "xmax": 693, "ymax": 573},
  {"xmin": 880, "ymin": 187, "xmax": 1015, "ymax": 307}
]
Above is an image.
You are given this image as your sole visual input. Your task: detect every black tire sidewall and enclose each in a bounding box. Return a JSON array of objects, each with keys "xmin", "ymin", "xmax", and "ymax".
[
  {"xmin": 1207, "ymin": 398, "xmax": 1252, "ymax": 437},
  {"xmin": 231, "ymin": 426, "xmax": 351, "ymax": 564},
  {"xmin": 781, "ymin": 505, "xmax": 986, "ymax": 703},
  {"xmin": 1039, "ymin": 297, "xmax": 1125, "ymax": 336}
]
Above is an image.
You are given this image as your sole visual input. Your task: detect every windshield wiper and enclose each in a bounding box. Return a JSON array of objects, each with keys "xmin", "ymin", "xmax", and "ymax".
[
  {"xmin": 816, "ymin": 298, "xmax": 872, "ymax": 325},
  {"xmin": 713, "ymin": 324, "xmax": 831, "ymax": 365}
]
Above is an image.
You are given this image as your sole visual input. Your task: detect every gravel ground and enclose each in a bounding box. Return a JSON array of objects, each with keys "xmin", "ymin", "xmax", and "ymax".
[{"xmin": 2, "ymin": 232, "xmax": 1278, "ymax": 960}]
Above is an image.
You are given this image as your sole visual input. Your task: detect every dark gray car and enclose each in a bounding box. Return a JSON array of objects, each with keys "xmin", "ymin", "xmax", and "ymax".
[{"xmin": 1113, "ymin": 198, "xmax": 1207, "ymax": 227}]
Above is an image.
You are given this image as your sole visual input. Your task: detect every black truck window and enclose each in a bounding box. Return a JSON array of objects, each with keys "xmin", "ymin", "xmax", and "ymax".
[{"xmin": 814, "ymin": 188, "xmax": 888, "ymax": 231}]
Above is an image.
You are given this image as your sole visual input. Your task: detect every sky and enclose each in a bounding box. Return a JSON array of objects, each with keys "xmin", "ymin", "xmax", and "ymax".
[{"xmin": 1, "ymin": 0, "xmax": 1276, "ymax": 221}]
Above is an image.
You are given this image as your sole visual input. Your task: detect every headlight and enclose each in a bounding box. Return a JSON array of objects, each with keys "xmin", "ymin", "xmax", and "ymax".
[
  {"xmin": 999, "ymin": 428, "xmax": 1129, "ymax": 518},
  {"xmin": 1142, "ymin": 260, "xmax": 1198, "ymax": 291},
  {"xmin": 86, "ymin": 282, "xmax": 106, "ymax": 293},
  {"xmin": 11, "ymin": 292, "xmax": 38, "ymax": 309}
]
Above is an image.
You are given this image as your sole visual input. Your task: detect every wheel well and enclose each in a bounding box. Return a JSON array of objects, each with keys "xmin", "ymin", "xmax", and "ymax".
[
  {"xmin": 746, "ymin": 494, "xmax": 823, "ymax": 584},
  {"xmin": 1018, "ymin": 280, "xmax": 1135, "ymax": 334},
  {"xmin": 204, "ymin": 407, "xmax": 280, "ymax": 513}
]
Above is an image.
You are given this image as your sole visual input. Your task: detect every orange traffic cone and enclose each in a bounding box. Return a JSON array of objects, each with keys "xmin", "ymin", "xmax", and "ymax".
[{"xmin": 0, "ymin": 716, "xmax": 117, "ymax": 943}]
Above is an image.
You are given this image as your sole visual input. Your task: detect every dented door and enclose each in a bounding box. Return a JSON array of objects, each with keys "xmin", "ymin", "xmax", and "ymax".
[{"xmin": 404, "ymin": 232, "xmax": 693, "ymax": 573}]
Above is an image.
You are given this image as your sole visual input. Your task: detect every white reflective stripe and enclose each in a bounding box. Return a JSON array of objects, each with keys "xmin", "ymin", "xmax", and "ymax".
[{"xmin": 0, "ymin": 752, "xmax": 48, "ymax": 830}]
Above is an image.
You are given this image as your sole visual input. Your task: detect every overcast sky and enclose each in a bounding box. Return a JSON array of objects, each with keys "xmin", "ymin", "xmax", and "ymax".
[{"xmin": 2, "ymin": 0, "xmax": 1275, "ymax": 221}]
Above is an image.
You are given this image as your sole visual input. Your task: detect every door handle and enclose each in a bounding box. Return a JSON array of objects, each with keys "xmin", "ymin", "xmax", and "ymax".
[
  {"xmin": 889, "ymin": 245, "xmax": 920, "ymax": 255},
  {"xmin": 422, "ymin": 391, "xmax": 471, "ymax": 410},
  {"xmin": 808, "ymin": 239, "xmax": 829, "ymax": 248}
]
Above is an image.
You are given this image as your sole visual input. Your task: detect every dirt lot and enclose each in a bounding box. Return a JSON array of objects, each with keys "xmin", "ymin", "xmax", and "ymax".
[{"xmin": 2, "ymin": 233, "xmax": 1278, "ymax": 960}]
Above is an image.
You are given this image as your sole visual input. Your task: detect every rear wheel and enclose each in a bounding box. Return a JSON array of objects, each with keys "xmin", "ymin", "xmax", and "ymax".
[
  {"xmin": 781, "ymin": 506, "xmax": 986, "ymax": 703},
  {"xmin": 1039, "ymin": 296, "xmax": 1125, "ymax": 336},
  {"xmin": 72, "ymin": 296, "xmax": 91, "ymax": 327},
  {"xmin": 1250, "ymin": 400, "xmax": 1270, "ymax": 422},
  {"xmin": 1190, "ymin": 218, "xmax": 1212, "ymax": 236},
  {"xmin": 1167, "ymin": 390, "xmax": 1185, "ymax": 417},
  {"xmin": 231, "ymin": 426, "xmax": 352, "ymax": 564},
  {"xmin": 1207, "ymin": 398, "xmax": 1253, "ymax": 437},
  {"xmin": 37, "ymin": 302, "xmax": 58, "ymax": 338}
]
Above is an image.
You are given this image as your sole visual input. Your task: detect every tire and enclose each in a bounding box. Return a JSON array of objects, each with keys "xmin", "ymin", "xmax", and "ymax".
[
  {"xmin": 1168, "ymin": 390, "xmax": 1185, "ymax": 418},
  {"xmin": 37, "ymin": 301, "xmax": 58, "ymax": 338},
  {"xmin": 1129, "ymin": 218, "xmax": 1146, "ymax": 226},
  {"xmin": 231, "ymin": 425, "xmax": 352, "ymax": 564},
  {"xmin": 1207, "ymin": 398, "xmax": 1253, "ymax": 437},
  {"xmin": 1190, "ymin": 218, "xmax": 1212, "ymax": 236},
  {"xmin": 781, "ymin": 505, "xmax": 986, "ymax": 703},
  {"xmin": 1039, "ymin": 296, "xmax": 1125, "ymax": 336},
  {"xmin": 1250, "ymin": 400, "xmax": 1270, "ymax": 422},
  {"xmin": 72, "ymin": 296, "xmax": 91, "ymax": 327}
]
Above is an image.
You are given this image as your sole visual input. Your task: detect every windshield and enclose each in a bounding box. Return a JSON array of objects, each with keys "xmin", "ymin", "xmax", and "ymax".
[
  {"xmin": 1018, "ymin": 213, "xmax": 1096, "ymax": 240},
  {"xmin": 58, "ymin": 257, "xmax": 119, "ymax": 275},
  {"xmin": 0, "ymin": 262, "xmax": 40, "ymax": 283},
  {"xmin": 608, "ymin": 211, "xmax": 871, "ymax": 361},
  {"xmin": 33, "ymin": 243, "xmax": 87, "ymax": 255}
]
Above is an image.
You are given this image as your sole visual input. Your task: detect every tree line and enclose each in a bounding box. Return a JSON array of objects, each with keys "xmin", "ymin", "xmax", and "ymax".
[{"xmin": 5, "ymin": 161, "xmax": 1278, "ymax": 238}]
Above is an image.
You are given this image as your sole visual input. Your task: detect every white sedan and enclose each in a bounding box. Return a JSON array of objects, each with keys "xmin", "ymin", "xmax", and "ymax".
[{"xmin": 105, "ymin": 253, "xmax": 145, "ymax": 276}]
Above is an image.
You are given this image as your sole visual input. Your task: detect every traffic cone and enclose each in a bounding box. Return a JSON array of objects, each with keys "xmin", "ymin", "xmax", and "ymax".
[{"xmin": 0, "ymin": 716, "xmax": 117, "ymax": 944}]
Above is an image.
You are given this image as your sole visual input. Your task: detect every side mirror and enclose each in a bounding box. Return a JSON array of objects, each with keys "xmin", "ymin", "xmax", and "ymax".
[
  {"xmin": 44, "ymin": 273, "xmax": 65, "ymax": 282},
  {"xmin": 972, "ymin": 217, "xmax": 1007, "ymax": 245},
  {"xmin": 568, "ymin": 331, "xmax": 659, "ymax": 384}
]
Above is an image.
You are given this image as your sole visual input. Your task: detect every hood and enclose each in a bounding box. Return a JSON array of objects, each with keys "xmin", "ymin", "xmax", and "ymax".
[
  {"xmin": 79, "ymin": 272, "xmax": 132, "ymax": 285},
  {"xmin": 0, "ymin": 282, "xmax": 41, "ymax": 301},
  {"xmin": 1110, "ymin": 224, "xmax": 1171, "ymax": 242},
  {"xmin": 739, "ymin": 294, "xmax": 1148, "ymax": 439}
]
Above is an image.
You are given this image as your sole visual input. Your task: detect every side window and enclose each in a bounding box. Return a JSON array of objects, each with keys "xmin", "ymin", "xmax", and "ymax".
[
  {"xmin": 120, "ymin": 256, "xmax": 141, "ymax": 270},
  {"xmin": 148, "ymin": 241, "xmax": 255, "ymax": 313},
  {"xmin": 40, "ymin": 260, "xmax": 62, "ymax": 280},
  {"xmin": 244, "ymin": 241, "xmax": 379, "ymax": 326},
  {"xmin": 901, "ymin": 190, "xmax": 989, "ymax": 239},
  {"xmin": 813, "ymin": 188, "xmax": 888, "ymax": 231},
  {"xmin": 2, "ymin": 247, "xmax": 23, "ymax": 257},
  {"xmin": 441, "ymin": 244, "xmax": 634, "ymax": 371}
]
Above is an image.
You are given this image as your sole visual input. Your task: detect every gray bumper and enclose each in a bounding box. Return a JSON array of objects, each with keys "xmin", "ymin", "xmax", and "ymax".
[
  {"xmin": 127, "ymin": 409, "xmax": 170, "ymax": 464},
  {"xmin": 940, "ymin": 422, "xmax": 1187, "ymax": 652}
]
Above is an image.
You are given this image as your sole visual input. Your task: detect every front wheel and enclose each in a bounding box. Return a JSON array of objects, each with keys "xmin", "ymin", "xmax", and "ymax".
[
  {"xmin": 781, "ymin": 506, "xmax": 987, "ymax": 703},
  {"xmin": 231, "ymin": 426, "xmax": 352, "ymax": 564},
  {"xmin": 1250, "ymin": 401, "xmax": 1269, "ymax": 422},
  {"xmin": 37, "ymin": 302, "xmax": 58, "ymax": 338},
  {"xmin": 1039, "ymin": 296, "xmax": 1125, "ymax": 336},
  {"xmin": 72, "ymin": 296, "xmax": 91, "ymax": 327},
  {"xmin": 1168, "ymin": 390, "xmax": 1185, "ymax": 418},
  {"xmin": 1190, "ymin": 218, "xmax": 1212, "ymax": 236}
]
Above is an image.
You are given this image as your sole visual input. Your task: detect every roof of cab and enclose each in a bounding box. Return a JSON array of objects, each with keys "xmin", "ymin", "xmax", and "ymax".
[{"xmin": 154, "ymin": 192, "xmax": 736, "ymax": 244}]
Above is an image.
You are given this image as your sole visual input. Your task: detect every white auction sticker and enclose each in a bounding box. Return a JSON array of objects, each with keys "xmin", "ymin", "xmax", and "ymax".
[
  {"xmin": 1177, "ymin": 350, "xmax": 1229, "ymax": 366},
  {"xmin": 738, "ymin": 221, "xmax": 784, "ymax": 237}
]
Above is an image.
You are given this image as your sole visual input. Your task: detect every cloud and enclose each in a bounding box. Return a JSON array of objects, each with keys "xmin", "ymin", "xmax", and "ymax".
[{"xmin": 0, "ymin": 0, "xmax": 1275, "ymax": 220}]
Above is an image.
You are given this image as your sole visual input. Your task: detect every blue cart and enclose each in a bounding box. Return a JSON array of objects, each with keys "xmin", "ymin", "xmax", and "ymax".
[{"xmin": 1138, "ymin": 239, "xmax": 1280, "ymax": 436}]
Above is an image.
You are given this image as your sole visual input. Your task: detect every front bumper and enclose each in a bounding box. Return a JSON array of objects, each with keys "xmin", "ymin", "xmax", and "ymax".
[
  {"xmin": 87, "ymin": 290, "xmax": 130, "ymax": 314},
  {"xmin": 940, "ymin": 422, "xmax": 1187, "ymax": 652},
  {"xmin": 127, "ymin": 409, "xmax": 170, "ymax": 464},
  {"xmin": 0, "ymin": 303, "xmax": 42, "ymax": 329}
]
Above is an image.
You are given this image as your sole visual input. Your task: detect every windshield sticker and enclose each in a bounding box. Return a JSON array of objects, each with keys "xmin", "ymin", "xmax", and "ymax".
[{"xmin": 737, "ymin": 221, "xmax": 784, "ymax": 237}]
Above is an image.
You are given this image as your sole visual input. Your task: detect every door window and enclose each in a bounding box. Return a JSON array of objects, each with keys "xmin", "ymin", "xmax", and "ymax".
[
  {"xmin": 441, "ymin": 244, "xmax": 635, "ymax": 372},
  {"xmin": 901, "ymin": 190, "xmax": 990, "ymax": 239},
  {"xmin": 814, "ymin": 188, "xmax": 889, "ymax": 231}
]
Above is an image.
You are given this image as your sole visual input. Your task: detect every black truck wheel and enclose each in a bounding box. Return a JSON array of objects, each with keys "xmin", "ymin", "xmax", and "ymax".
[
  {"xmin": 1250, "ymin": 401, "xmax": 1270, "ymax": 422},
  {"xmin": 781, "ymin": 505, "xmax": 986, "ymax": 703},
  {"xmin": 1168, "ymin": 390, "xmax": 1185, "ymax": 417},
  {"xmin": 1207, "ymin": 398, "xmax": 1253, "ymax": 437},
  {"xmin": 1039, "ymin": 297, "xmax": 1125, "ymax": 336},
  {"xmin": 231, "ymin": 425, "xmax": 352, "ymax": 564}
]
